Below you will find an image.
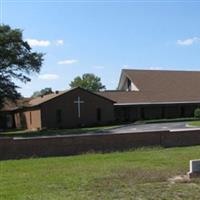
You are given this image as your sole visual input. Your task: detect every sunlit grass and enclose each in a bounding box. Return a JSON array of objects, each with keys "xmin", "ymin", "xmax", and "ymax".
[
  {"xmin": 1, "ymin": 146, "xmax": 200, "ymax": 199},
  {"xmin": 188, "ymin": 120, "xmax": 200, "ymax": 127}
]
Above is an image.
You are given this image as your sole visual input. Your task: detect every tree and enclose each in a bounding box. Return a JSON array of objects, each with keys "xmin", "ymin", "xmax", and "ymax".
[
  {"xmin": 0, "ymin": 25, "xmax": 44, "ymax": 108},
  {"xmin": 194, "ymin": 108, "xmax": 200, "ymax": 118},
  {"xmin": 70, "ymin": 73, "xmax": 106, "ymax": 92},
  {"xmin": 31, "ymin": 88, "xmax": 53, "ymax": 98}
]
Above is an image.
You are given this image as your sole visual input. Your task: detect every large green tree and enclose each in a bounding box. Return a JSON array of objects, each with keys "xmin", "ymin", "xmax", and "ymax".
[
  {"xmin": 0, "ymin": 25, "xmax": 44, "ymax": 108},
  {"xmin": 70, "ymin": 73, "xmax": 106, "ymax": 92}
]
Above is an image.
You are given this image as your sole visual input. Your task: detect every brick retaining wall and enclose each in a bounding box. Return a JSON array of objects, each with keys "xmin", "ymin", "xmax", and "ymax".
[{"xmin": 1, "ymin": 129, "xmax": 200, "ymax": 160}]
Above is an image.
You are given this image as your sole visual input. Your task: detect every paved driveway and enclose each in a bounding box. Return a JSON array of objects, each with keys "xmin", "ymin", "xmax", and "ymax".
[{"xmin": 107, "ymin": 121, "xmax": 199, "ymax": 134}]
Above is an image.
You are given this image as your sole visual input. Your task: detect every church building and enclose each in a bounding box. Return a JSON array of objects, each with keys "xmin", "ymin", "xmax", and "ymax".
[
  {"xmin": 1, "ymin": 69, "xmax": 200, "ymax": 130},
  {"xmin": 98, "ymin": 69, "xmax": 200, "ymax": 122}
]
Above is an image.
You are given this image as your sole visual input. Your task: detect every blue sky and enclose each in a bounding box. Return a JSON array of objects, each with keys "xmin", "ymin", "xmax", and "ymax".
[{"xmin": 2, "ymin": 0, "xmax": 200, "ymax": 97}]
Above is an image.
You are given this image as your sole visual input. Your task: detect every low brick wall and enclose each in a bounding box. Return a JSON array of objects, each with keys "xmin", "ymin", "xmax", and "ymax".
[
  {"xmin": 162, "ymin": 129, "xmax": 200, "ymax": 147},
  {"xmin": 1, "ymin": 129, "xmax": 200, "ymax": 160}
]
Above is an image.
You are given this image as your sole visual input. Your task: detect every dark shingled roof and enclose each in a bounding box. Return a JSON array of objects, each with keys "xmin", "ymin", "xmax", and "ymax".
[
  {"xmin": 1, "ymin": 98, "xmax": 31, "ymax": 112},
  {"xmin": 1, "ymin": 87, "xmax": 115, "ymax": 111},
  {"xmin": 97, "ymin": 69, "xmax": 200, "ymax": 104},
  {"xmin": 28, "ymin": 91, "xmax": 66, "ymax": 107},
  {"xmin": 27, "ymin": 87, "xmax": 114, "ymax": 107}
]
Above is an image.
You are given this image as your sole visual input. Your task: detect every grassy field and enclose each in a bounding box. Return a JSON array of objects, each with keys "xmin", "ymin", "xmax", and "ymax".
[
  {"xmin": 1, "ymin": 146, "xmax": 200, "ymax": 200},
  {"xmin": 0, "ymin": 125, "xmax": 121, "ymax": 138}
]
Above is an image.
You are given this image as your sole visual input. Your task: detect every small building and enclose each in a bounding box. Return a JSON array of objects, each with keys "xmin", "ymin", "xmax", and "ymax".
[
  {"xmin": 1, "ymin": 69, "xmax": 200, "ymax": 130},
  {"xmin": 12, "ymin": 87, "xmax": 115, "ymax": 130}
]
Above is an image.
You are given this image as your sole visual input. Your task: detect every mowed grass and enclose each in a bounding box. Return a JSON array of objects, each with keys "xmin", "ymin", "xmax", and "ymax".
[
  {"xmin": 189, "ymin": 120, "xmax": 200, "ymax": 127},
  {"xmin": 1, "ymin": 146, "xmax": 200, "ymax": 200}
]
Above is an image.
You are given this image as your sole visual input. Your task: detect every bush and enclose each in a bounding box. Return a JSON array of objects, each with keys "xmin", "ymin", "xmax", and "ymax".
[{"xmin": 194, "ymin": 108, "xmax": 200, "ymax": 118}]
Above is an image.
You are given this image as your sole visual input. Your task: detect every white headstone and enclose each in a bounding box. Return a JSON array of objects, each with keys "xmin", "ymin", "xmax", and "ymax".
[
  {"xmin": 189, "ymin": 160, "xmax": 200, "ymax": 173},
  {"xmin": 188, "ymin": 159, "xmax": 200, "ymax": 178}
]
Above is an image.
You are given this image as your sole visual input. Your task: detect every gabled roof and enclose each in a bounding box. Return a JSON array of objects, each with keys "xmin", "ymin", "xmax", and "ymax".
[
  {"xmin": 119, "ymin": 69, "xmax": 200, "ymax": 91},
  {"xmin": 119, "ymin": 69, "xmax": 200, "ymax": 92},
  {"xmin": 28, "ymin": 87, "xmax": 115, "ymax": 107},
  {"xmin": 28, "ymin": 91, "xmax": 66, "ymax": 107},
  {"xmin": 98, "ymin": 69, "xmax": 200, "ymax": 104},
  {"xmin": 1, "ymin": 87, "xmax": 115, "ymax": 112}
]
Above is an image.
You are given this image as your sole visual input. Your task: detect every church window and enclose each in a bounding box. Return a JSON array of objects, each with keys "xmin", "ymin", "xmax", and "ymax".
[
  {"xmin": 56, "ymin": 109, "xmax": 62, "ymax": 123},
  {"xmin": 97, "ymin": 108, "xmax": 102, "ymax": 121}
]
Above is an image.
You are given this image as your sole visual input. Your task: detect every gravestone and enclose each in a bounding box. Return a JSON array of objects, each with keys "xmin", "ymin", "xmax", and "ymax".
[{"xmin": 188, "ymin": 160, "xmax": 200, "ymax": 178}]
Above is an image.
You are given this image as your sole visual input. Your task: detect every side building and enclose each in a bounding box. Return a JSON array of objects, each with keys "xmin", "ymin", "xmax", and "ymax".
[{"xmin": 6, "ymin": 87, "xmax": 115, "ymax": 130}]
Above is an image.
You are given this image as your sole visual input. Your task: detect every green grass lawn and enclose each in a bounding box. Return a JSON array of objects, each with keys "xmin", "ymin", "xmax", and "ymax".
[
  {"xmin": 188, "ymin": 120, "xmax": 200, "ymax": 127},
  {"xmin": 1, "ymin": 146, "xmax": 200, "ymax": 200},
  {"xmin": 0, "ymin": 125, "xmax": 121, "ymax": 138}
]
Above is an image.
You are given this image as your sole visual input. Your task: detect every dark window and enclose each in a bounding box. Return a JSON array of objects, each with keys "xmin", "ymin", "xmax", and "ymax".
[
  {"xmin": 161, "ymin": 107, "xmax": 165, "ymax": 118},
  {"xmin": 123, "ymin": 107, "xmax": 130, "ymax": 122},
  {"xmin": 97, "ymin": 108, "xmax": 102, "ymax": 121},
  {"xmin": 56, "ymin": 109, "xmax": 62, "ymax": 123},
  {"xmin": 140, "ymin": 107, "xmax": 145, "ymax": 119},
  {"xmin": 127, "ymin": 78, "xmax": 131, "ymax": 91},
  {"xmin": 181, "ymin": 106, "xmax": 185, "ymax": 117},
  {"xmin": 30, "ymin": 112, "xmax": 32, "ymax": 125}
]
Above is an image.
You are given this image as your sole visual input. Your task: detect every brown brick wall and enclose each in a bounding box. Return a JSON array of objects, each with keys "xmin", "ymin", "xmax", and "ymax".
[
  {"xmin": 41, "ymin": 88, "xmax": 114, "ymax": 129},
  {"xmin": 14, "ymin": 112, "xmax": 21, "ymax": 128},
  {"xmin": 1, "ymin": 129, "xmax": 200, "ymax": 160},
  {"xmin": 24, "ymin": 110, "xmax": 41, "ymax": 130},
  {"xmin": 14, "ymin": 108, "xmax": 41, "ymax": 130}
]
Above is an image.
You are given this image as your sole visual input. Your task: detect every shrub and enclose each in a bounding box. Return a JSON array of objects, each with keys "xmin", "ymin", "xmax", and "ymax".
[{"xmin": 194, "ymin": 108, "xmax": 200, "ymax": 118}]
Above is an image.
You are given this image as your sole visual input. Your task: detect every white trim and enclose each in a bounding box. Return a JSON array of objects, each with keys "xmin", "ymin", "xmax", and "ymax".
[
  {"xmin": 131, "ymin": 82, "xmax": 139, "ymax": 91},
  {"xmin": 118, "ymin": 71, "xmax": 139, "ymax": 91},
  {"xmin": 170, "ymin": 128, "xmax": 200, "ymax": 132},
  {"xmin": 114, "ymin": 101, "xmax": 200, "ymax": 106}
]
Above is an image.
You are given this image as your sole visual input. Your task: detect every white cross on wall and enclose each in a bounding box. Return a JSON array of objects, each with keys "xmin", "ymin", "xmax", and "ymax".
[{"xmin": 74, "ymin": 96, "xmax": 84, "ymax": 118}]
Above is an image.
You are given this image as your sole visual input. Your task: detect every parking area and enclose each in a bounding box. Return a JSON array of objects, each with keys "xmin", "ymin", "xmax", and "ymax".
[{"xmin": 108, "ymin": 121, "xmax": 199, "ymax": 134}]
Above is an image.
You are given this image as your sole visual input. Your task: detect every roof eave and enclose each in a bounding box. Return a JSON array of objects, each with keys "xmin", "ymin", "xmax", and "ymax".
[{"xmin": 114, "ymin": 100, "xmax": 200, "ymax": 106}]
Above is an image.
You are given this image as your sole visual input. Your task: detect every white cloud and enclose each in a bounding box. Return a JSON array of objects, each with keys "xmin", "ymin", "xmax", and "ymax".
[
  {"xmin": 55, "ymin": 40, "xmax": 64, "ymax": 45},
  {"xmin": 93, "ymin": 65, "xmax": 104, "ymax": 69},
  {"xmin": 57, "ymin": 59, "xmax": 78, "ymax": 65},
  {"xmin": 38, "ymin": 74, "xmax": 59, "ymax": 81},
  {"xmin": 26, "ymin": 39, "xmax": 51, "ymax": 47},
  {"xmin": 26, "ymin": 39, "xmax": 64, "ymax": 47},
  {"xmin": 149, "ymin": 66, "xmax": 163, "ymax": 70},
  {"xmin": 177, "ymin": 37, "xmax": 200, "ymax": 46}
]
